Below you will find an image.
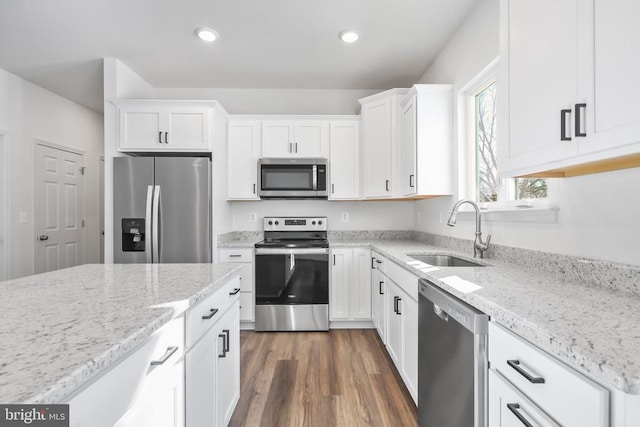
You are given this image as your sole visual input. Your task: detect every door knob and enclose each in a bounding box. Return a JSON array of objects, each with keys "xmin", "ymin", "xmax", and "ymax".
[{"xmin": 39, "ymin": 235, "xmax": 49, "ymax": 241}]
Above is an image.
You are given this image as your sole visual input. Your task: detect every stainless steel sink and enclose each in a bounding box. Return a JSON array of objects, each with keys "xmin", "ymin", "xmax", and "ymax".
[{"xmin": 406, "ymin": 254, "xmax": 485, "ymax": 267}]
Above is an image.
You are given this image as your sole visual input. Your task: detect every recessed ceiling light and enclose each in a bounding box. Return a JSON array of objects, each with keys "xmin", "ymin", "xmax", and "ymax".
[
  {"xmin": 338, "ymin": 30, "xmax": 359, "ymax": 43},
  {"xmin": 195, "ymin": 27, "xmax": 218, "ymax": 42}
]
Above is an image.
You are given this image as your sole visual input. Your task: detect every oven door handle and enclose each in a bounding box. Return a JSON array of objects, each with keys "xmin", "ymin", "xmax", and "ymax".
[{"xmin": 255, "ymin": 248, "xmax": 329, "ymax": 255}]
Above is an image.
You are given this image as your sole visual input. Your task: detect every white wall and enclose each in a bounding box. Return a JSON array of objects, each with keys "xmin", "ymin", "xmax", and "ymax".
[
  {"xmin": 0, "ymin": 68, "xmax": 104, "ymax": 279},
  {"xmin": 413, "ymin": 0, "xmax": 640, "ymax": 266},
  {"xmin": 232, "ymin": 200, "xmax": 414, "ymax": 231},
  {"xmin": 152, "ymin": 88, "xmax": 377, "ymax": 115}
]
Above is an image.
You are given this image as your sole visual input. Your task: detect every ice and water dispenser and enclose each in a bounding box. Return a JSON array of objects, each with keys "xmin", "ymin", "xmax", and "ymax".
[{"xmin": 121, "ymin": 218, "xmax": 145, "ymax": 252}]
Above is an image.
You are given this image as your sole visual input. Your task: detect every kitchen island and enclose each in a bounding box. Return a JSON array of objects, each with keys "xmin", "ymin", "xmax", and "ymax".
[{"xmin": 0, "ymin": 263, "xmax": 241, "ymax": 404}]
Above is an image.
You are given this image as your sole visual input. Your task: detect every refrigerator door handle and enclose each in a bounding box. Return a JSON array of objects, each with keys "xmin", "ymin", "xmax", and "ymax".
[
  {"xmin": 152, "ymin": 185, "xmax": 161, "ymax": 263},
  {"xmin": 145, "ymin": 185, "xmax": 154, "ymax": 263}
]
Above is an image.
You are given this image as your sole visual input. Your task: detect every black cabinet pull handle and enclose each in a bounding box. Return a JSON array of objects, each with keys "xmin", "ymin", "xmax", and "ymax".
[
  {"xmin": 223, "ymin": 329, "xmax": 230, "ymax": 353},
  {"xmin": 253, "ymin": 183, "xmax": 256, "ymax": 194},
  {"xmin": 164, "ymin": 132, "xmax": 169, "ymax": 144},
  {"xmin": 379, "ymin": 281, "xmax": 384, "ymax": 295},
  {"xmin": 506, "ymin": 403, "xmax": 534, "ymax": 427},
  {"xmin": 332, "ymin": 183, "xmax": 335, "ymax": 194},
  {"xmin": 218, "ymin": 333, "xmax": 227, "ymax": 358},
  {"xmin": 385, "ymin": 179, "xmax": 390, "ymax": 192},
  {"xmin": 202, "ymin": 308, "xmax": 219, "ymax": 320},
  {"xmin": 575, "ymin": 103, "xmax": 587, "ymax": 137},
  {"xmin": 376, "ymin": 259, "xmax": 382, "ymax": 264},
  {"xmin": 289, "ymin": 142, "xmax": 293, "ymax": 153},
  {"xmin": 229, "ymin": 288, "xmax": 240, "ymax": 295},
  {"xmin": 295, "ymin": 142, "xmax": 298, "ymax": 153},
  {"xmin": 507, "ymin": 360, "xmax": 545, "ymax": 384},
  {"xmin": 561, "ymin": 109, "xmax": 572, "ymax": 141},
  {"xmin": 409, "ymin": 174, "xmax": 415, "ymax": 188},
  {"xmin": 393, "ymin": 296, "xmax": 398, "ymax": 313},
  {"xmin": 158, "ymin": 131, "xmax": 162, "ymax": 144},
  {"xmin": 396, "ymin": 297, "xmax": 402, "ymax": 315},
  {"xmin": 371, "ymin": 257, "xmax": 376, "ymax": 269},
  {"xmin": 229, "ymin": 254, "xmax": 242, "ymax": 258}
]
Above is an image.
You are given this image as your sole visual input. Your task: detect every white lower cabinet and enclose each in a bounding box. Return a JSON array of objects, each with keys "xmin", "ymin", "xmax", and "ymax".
[
  {"xmin": 218, "ymin": 248, "xmax": 254, "ymax": 323},
  {"xmin": 330, "ymin": 248, "xmax": 372, "ymax": 322},
  {"xmin": 66, "ymin": 317, "xmax": 185, "ymax": 427},
  {"xmin": 186, "ymin": 277, "xmax": 241, "ymax": 427},
  {"xmin": 488, "ymin": 322, "xmax": 609, "ymax": 427},
  {"xmin": 370, "ymin": 253, "xmax": 386, "ymax": 343},
  {"xmin": 386, "ymin": 279, "xmax": 418, "ymax": 403}
]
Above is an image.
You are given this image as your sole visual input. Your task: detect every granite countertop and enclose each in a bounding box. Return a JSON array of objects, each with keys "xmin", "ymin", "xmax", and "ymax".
[
  {"xmin": 0, "ymin": 263, "xmax": 242, "ymax": 404},
  {"xmin": 331, "ymin": 238, "xmax": 640, "ymax": 395}
]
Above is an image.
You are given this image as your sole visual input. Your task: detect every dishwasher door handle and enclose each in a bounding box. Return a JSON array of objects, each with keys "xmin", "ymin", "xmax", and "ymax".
[{"xmin": 433, "ymin": 303, "xmax": 449, "ymax": 322}]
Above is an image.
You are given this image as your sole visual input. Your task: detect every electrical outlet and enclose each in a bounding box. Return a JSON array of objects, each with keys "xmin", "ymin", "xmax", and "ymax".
[
  {"xmin": 341, "ymin": 212, "xmax": 349, "ymax": 222},
  {"xmin": 19, "ymin": 211, "xmax": 28, "ymax": 224},
  {"xmin": 249, "ymin": 212, "xmax": 257, "ymax": 222}
]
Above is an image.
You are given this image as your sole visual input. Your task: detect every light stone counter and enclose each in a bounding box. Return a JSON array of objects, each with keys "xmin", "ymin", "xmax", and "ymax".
[
  {"xmin": 0, "ymin": 263, "xmax": 241, "ymax": 404},
  {"xmin": 330, "ymin": 238, "xmax": 640, "ymax": 395}
]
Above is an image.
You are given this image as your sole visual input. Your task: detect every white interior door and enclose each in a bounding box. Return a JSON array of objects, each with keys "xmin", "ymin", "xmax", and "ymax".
[
  {"xmin": 35, "ymin": 143, "xmax": 83, "ymax": 273},
  {"xmin": 0, "ymin": 135, "xmax": 6, "ymax": 281},
  {"xmin": 99, "ymin": 156, "xmax": 105, "ymax": 263}
]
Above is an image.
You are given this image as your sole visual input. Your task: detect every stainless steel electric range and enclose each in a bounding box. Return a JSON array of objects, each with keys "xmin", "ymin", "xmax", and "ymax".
[{"xmin": 254, "ymin": 217, "xmax": 329, "ymax": 331}]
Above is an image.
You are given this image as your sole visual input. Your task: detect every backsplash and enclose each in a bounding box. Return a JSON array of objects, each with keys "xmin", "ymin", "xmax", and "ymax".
[
  {"xmin": 412, "ymin": 231, "xmax": 640, "ymax": 295},
  {"xmin": 327, "ymin": 230, "xmax": 413, "ymax": 240}
]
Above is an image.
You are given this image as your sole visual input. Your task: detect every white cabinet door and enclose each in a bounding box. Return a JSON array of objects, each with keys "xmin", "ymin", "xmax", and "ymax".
[
  {"xmin": 294, "ymin": 121, "xmax": 329, "ymax": 157},
  {"xmin": 499, "ymin": 0, "xmax": 579, "ymax": 176},
  {"xmin": 372, "ymin": 268, "xmax": 386, "ymax": 343},
  {"xmin": 400, "ymin": 95, "xmax": 417, "ymax": 196},
  {"xmin": 579, "ymin": 0, "xmax": 640, "ymax": 156},
  {"xmin": 186, "ymin": 325, "xmax": 219, "ymax": 427},
  {"xmin": 361, "ymin": 97, "xmax": 393, "ymax": 198},
  {"xmin": 400, "ymin": 295, "xmax": 418, "ymax": 402},
  {"xmin": 262, "ymin": 121, "xmax": 294, "ymax": 157},
  {"xmin": 488, "ymin": 370, "xmax": 561, "ymax": 427},
  {"xmin": 386, "ymin": 280, "xmax": 402, "ymax": 369},
  {"xmin": 228, "ymin": 120, "xmax": 260, "ymax": 199},
  {"xmin": 330, "ymin": 249, "xmax": 351, "ymax": 320},
  {"xmin": 119, "ymin": 105, "xmax": 164, "ymax": 151},
  {"xmin": 165, "ymin": 106, "xmax": 210, "ymax": 150},
  {"xmin": 216, "ymin": 302, "xmax": 240, "ymax": 427},
  {"xmin": 329, "ymin": 121, "xmax": 360, "ymax": 199},
  {"xmin": 351, "ymin": 249, "xmax": 372, "ymax": 319}
]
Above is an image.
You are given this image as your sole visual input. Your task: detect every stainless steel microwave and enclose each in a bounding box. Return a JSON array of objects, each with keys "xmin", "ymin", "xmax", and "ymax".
[{"xmin": 258, "ymin": 158, "xmax": 328, "ymax": 199}]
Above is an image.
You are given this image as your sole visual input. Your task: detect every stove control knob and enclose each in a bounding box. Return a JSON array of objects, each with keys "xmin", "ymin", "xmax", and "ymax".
[
  {"xmin": 275, "ymin": 221, "xmax": 279, "ymax": 225},
  {"xmin": 318, "ymin": 220, "xmax": 323, "ymax": 225},
  {"xmin": 268, "ymin": 220, "xmax": 273, "ymax": 226},
  {"xmin": 312, "ymin": 221, "xmax": 316, "ymax": 225}
]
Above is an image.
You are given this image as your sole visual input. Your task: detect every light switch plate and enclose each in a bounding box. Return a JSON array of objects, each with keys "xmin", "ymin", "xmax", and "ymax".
[{"xmin": 341, "ymin": 212, "xmax": 349, "ymax": 222}]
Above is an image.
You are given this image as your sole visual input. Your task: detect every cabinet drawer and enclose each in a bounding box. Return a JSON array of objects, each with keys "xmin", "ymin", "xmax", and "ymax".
[
  {"xmin": 239, "ymin": 292, "xmax": 254, "ymax": 321},
  {"xmin": 489, "ymin": 322, "xmax": 609, "ymax": 426},
  {"xmin": 187, "ymin": 276, "xmax": 240, "ymax": 347},
  {"xmin": 66, "ymin": 317, "xmax": 184, "ymax": 427},
  {"xmin": 371, "ymin": 252, "xmax": 386, "ymax": 274},
  {"xmin": 383, "ymin": 258, "xmax": 419, "ymax": 301},
  {"xmin": 218, "ymin": 248, "xmax": 253, "ymax": 263}
]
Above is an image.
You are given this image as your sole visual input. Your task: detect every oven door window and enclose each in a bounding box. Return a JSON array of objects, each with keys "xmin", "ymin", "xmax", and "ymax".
[
  {"xmin": 255, "ymin": 253, "xmax": 328, "ymax": 304},
  {"xmin": 261, "ymin": 165, "xmax": 314, "ymax": 191}
]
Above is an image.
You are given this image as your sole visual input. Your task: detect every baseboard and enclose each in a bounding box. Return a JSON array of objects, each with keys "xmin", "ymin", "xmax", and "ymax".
[{"xmin": 329, "ymin": 320, "xmax": 375, "ymax": 329}]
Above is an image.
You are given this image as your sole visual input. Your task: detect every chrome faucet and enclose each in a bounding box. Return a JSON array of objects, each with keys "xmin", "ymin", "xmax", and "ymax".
[{"xmin": 446, "ymin": 199, "xmax": 491, "ymax": 258}]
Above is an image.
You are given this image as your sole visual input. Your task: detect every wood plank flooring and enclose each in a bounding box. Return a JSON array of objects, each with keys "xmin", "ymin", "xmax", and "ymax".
[{"xmin": 229, "ymin": 329, "xmax": 418, "ymax": 427}]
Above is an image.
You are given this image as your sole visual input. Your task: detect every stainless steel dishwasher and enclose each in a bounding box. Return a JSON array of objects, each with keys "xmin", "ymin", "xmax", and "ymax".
[{"xmin": 418, "ymin": 279, "xmax": 488, "ymax": 427}]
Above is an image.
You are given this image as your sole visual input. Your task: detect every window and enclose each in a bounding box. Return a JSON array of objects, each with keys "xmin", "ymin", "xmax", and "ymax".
[{"xmin": 464, "ymin": 61, "xmax": 547, "ymax": 206}]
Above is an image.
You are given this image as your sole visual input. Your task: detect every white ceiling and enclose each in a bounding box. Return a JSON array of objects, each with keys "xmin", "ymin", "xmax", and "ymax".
[{"xmin": 0, "ymin": 0, "xmax": 477, "ymax": 113}]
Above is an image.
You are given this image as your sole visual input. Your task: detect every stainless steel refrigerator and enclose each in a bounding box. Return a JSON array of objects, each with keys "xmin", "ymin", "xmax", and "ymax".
[{"xmin": 114, "ymin": 157, "xmax": 211, "ymax": 263}]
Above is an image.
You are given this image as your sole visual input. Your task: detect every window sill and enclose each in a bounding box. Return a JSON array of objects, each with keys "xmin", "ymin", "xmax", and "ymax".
[{"xmin": 454, "ymin": 203, "xmax": 558, "ymax": 223}]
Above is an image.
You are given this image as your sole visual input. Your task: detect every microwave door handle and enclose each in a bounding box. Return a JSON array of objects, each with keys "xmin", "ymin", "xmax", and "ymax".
[{"xmin": 312, "ymin": 164, "xmax": 317, "ymax": 190}]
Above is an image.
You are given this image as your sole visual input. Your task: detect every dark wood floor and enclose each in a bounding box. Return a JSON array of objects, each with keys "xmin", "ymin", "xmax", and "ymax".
[{"xmin": 229, "ymin": 329, "xmax": 418, "ymax": 427}]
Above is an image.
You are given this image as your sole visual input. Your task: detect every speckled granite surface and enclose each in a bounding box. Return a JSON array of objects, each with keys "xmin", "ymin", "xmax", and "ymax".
[
  {"xmin": 330, "ymin": 237, "xmax": 640, "ymax": 394},
  {"xmin": 217, "ymin": 231, "xmax": 261, "ymax": 247},
  {"xmin": 0, "ymin": 263, "xmax": 241, "ymax": 404}
]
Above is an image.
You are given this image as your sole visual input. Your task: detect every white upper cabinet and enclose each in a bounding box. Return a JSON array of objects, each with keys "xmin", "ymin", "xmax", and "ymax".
[
  {"xmin": 115, "ymin": 100, "xmax": 216, "ymax": 153},
  {"xmin": 227, "ymin": 120, "xmax": 260, "ymax": 200},
  {"xmin": 500, "ymin": 0, "xmax": 640, "ymax": 177},
  {"xmin": 360, "ymin": 89, "xmax": 408, "ymax": 198},
  {"xmin": 399, "ymin": 85, "xmax": 453, "ymax": 197},
  {"xmin": 261, "ymin": 120, "xmax": 329, "ymax": 158},
  {"xmin": 329, "ymin": 120, "xmax": 360, "ymax": 200}
]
